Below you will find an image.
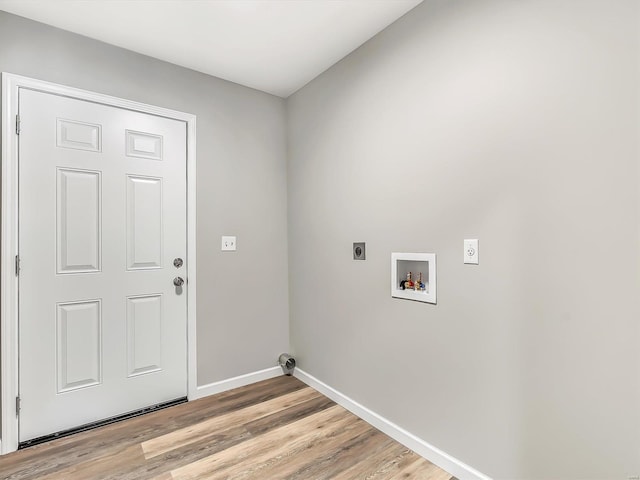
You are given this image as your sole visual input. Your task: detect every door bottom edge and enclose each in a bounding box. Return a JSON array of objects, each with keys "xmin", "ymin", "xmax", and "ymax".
[{"xmin": 18, "ymin": 396, "xmax": 188, "ymax": 449}]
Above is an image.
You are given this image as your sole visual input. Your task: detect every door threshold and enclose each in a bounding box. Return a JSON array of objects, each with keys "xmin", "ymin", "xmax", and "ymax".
[{"xmin": 18, "ymin": 397, "xmax": 187, "ymax": 449}]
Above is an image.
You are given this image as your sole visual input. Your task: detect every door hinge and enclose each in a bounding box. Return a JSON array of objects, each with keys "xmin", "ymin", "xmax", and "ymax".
[
  {"xmin": 15, "ymin": 114, "xmax": 20, "ymax": 135},
  {"xmin": 16, "ymin": 396, "xmax": 20, "ymax": 416},
  {"xmin": 15, "ymin": 255, "xmax": 20, "ymax": 276}
]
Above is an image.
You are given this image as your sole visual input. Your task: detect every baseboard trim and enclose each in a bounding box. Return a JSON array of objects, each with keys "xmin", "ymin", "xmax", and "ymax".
[
  {"xmin": 294, "ymin": 368, "xmax": 491, "ymax": 480},
  {"xmin": 192, "ymin": 366, "xmax": 282, "ymax": 400}
]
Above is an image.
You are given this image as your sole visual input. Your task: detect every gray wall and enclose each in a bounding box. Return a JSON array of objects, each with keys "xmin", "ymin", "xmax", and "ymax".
[
  {"xmin": 287, "ymin": 0, "xmax": 640, "ymax": 478},
  {"xmin": 0, "ymin": 11, "xmax": 290, "ymax": 386}
]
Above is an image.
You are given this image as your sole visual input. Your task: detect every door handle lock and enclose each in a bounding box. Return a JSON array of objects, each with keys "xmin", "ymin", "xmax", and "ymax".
[{"xmin": 173, "ymin": 277, "xmax": 185, "ymax": 287}]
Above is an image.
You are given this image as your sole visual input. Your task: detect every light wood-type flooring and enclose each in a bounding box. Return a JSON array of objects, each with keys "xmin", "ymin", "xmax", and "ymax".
[{"xmin": 0, "ymin": 376, "xmax": 455, "ymax": 479}]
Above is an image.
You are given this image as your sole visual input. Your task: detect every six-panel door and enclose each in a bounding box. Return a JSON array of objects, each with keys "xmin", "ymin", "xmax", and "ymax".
[{"xmin": 18, "ymin": 88, "xmax": 188, "ymax": 442}]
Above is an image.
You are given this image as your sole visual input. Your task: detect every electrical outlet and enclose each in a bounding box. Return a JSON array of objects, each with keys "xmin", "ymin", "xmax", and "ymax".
[
  {"xmin": 221, "ymin": 236, "xmax": 236, "ymax": 251},
  {"xmin": 464, "ymin": 239, "xmax": 478, "ymax": 264}
]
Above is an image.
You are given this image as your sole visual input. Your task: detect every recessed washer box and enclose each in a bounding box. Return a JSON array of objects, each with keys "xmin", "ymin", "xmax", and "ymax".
[{"xmin": 391, "ymin": 252, "xmax": 436, "ymax": 304}]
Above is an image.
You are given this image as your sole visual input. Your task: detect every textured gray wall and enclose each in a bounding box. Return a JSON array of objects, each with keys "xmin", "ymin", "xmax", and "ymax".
[
  {"xmin": 0, "ymin": 11, "xmax": 290, "ymax": 386},
  {"xmin": 287, "ymin": 0, "xmax": 640, "ymax": 478}
]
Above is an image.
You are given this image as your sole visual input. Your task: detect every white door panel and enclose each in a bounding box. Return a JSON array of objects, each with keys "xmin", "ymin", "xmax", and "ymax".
[
  {"xmin": 57, "ymin": 168, "xmax": 102, "ymax": 273},
  {"xmin": 19, "ymin": 88, "xmax": 187, "ymax": 442},
  {"xmin": 56, "ymin": 299, "xmax": 103, "ymax": 392},
  {"xmin": 126, "ymin": 294, "xmax": 163, "ymax": 377},
  {"xmin": 126, "ymin": 175, "xmax": 163, "ymax": 270},
  {"xmin": 56, "ymin": 118, "xmax": 102, "ymax": 152}
]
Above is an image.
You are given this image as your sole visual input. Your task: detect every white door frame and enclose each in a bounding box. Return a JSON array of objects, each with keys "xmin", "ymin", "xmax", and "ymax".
[{"xmin": 1, "ymin": 73, "xmax": 198, "ymax": 454}]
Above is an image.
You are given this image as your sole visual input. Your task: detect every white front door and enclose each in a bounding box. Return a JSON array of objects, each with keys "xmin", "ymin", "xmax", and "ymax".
[{"xmin": 18, "ymin": 88, "xmax": 188, "ymax": 442}]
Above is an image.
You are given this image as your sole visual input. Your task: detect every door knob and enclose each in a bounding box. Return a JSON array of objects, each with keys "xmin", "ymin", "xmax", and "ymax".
[{"xmin": 173, "ymin": 277, "xmax": 185, "ymax": 287}]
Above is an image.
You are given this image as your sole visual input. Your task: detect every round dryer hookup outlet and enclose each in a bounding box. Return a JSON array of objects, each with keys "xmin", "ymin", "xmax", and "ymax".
[{"xmin": 278, "ymin": 353, "xmax": 296, "ymax": 376}]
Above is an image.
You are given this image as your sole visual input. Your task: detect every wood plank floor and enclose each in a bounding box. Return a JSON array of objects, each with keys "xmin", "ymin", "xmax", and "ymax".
[{"xmin": 0, "ymin": 376, "xmax": 455, "ymax": 480}]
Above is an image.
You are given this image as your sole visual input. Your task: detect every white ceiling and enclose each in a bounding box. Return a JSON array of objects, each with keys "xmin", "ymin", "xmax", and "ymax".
[{"xmin": 0, "ymin": 0, "xmax": 422, "ymax": 97}]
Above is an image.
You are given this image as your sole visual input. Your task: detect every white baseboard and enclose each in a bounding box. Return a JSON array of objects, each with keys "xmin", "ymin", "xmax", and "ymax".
[
  {"xmin": 192, "ymin": 366, "xmax": 282, "ymax": 400},
  {"xmin": 294, "ymin": 368, "xmax": 491, "ymax": 480}
]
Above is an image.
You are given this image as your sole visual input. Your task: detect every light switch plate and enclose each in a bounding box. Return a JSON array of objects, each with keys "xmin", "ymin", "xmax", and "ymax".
[
  {"xmin": 464, "ymin": 239, "xmax": 478, "ymax": 264},
  {"xmin": 221, "ymin": 236, "xmax": 236, "ymax": 251}
]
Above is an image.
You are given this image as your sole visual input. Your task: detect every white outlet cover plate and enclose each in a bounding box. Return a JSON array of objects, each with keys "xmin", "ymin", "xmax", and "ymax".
[
  {"xmin": 464, "ymin": 239, "xmax": 478, "ymax": 264},
  {"xmin": 221, "ymin": 235, "xmax": 237, "ymax": 251}
]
